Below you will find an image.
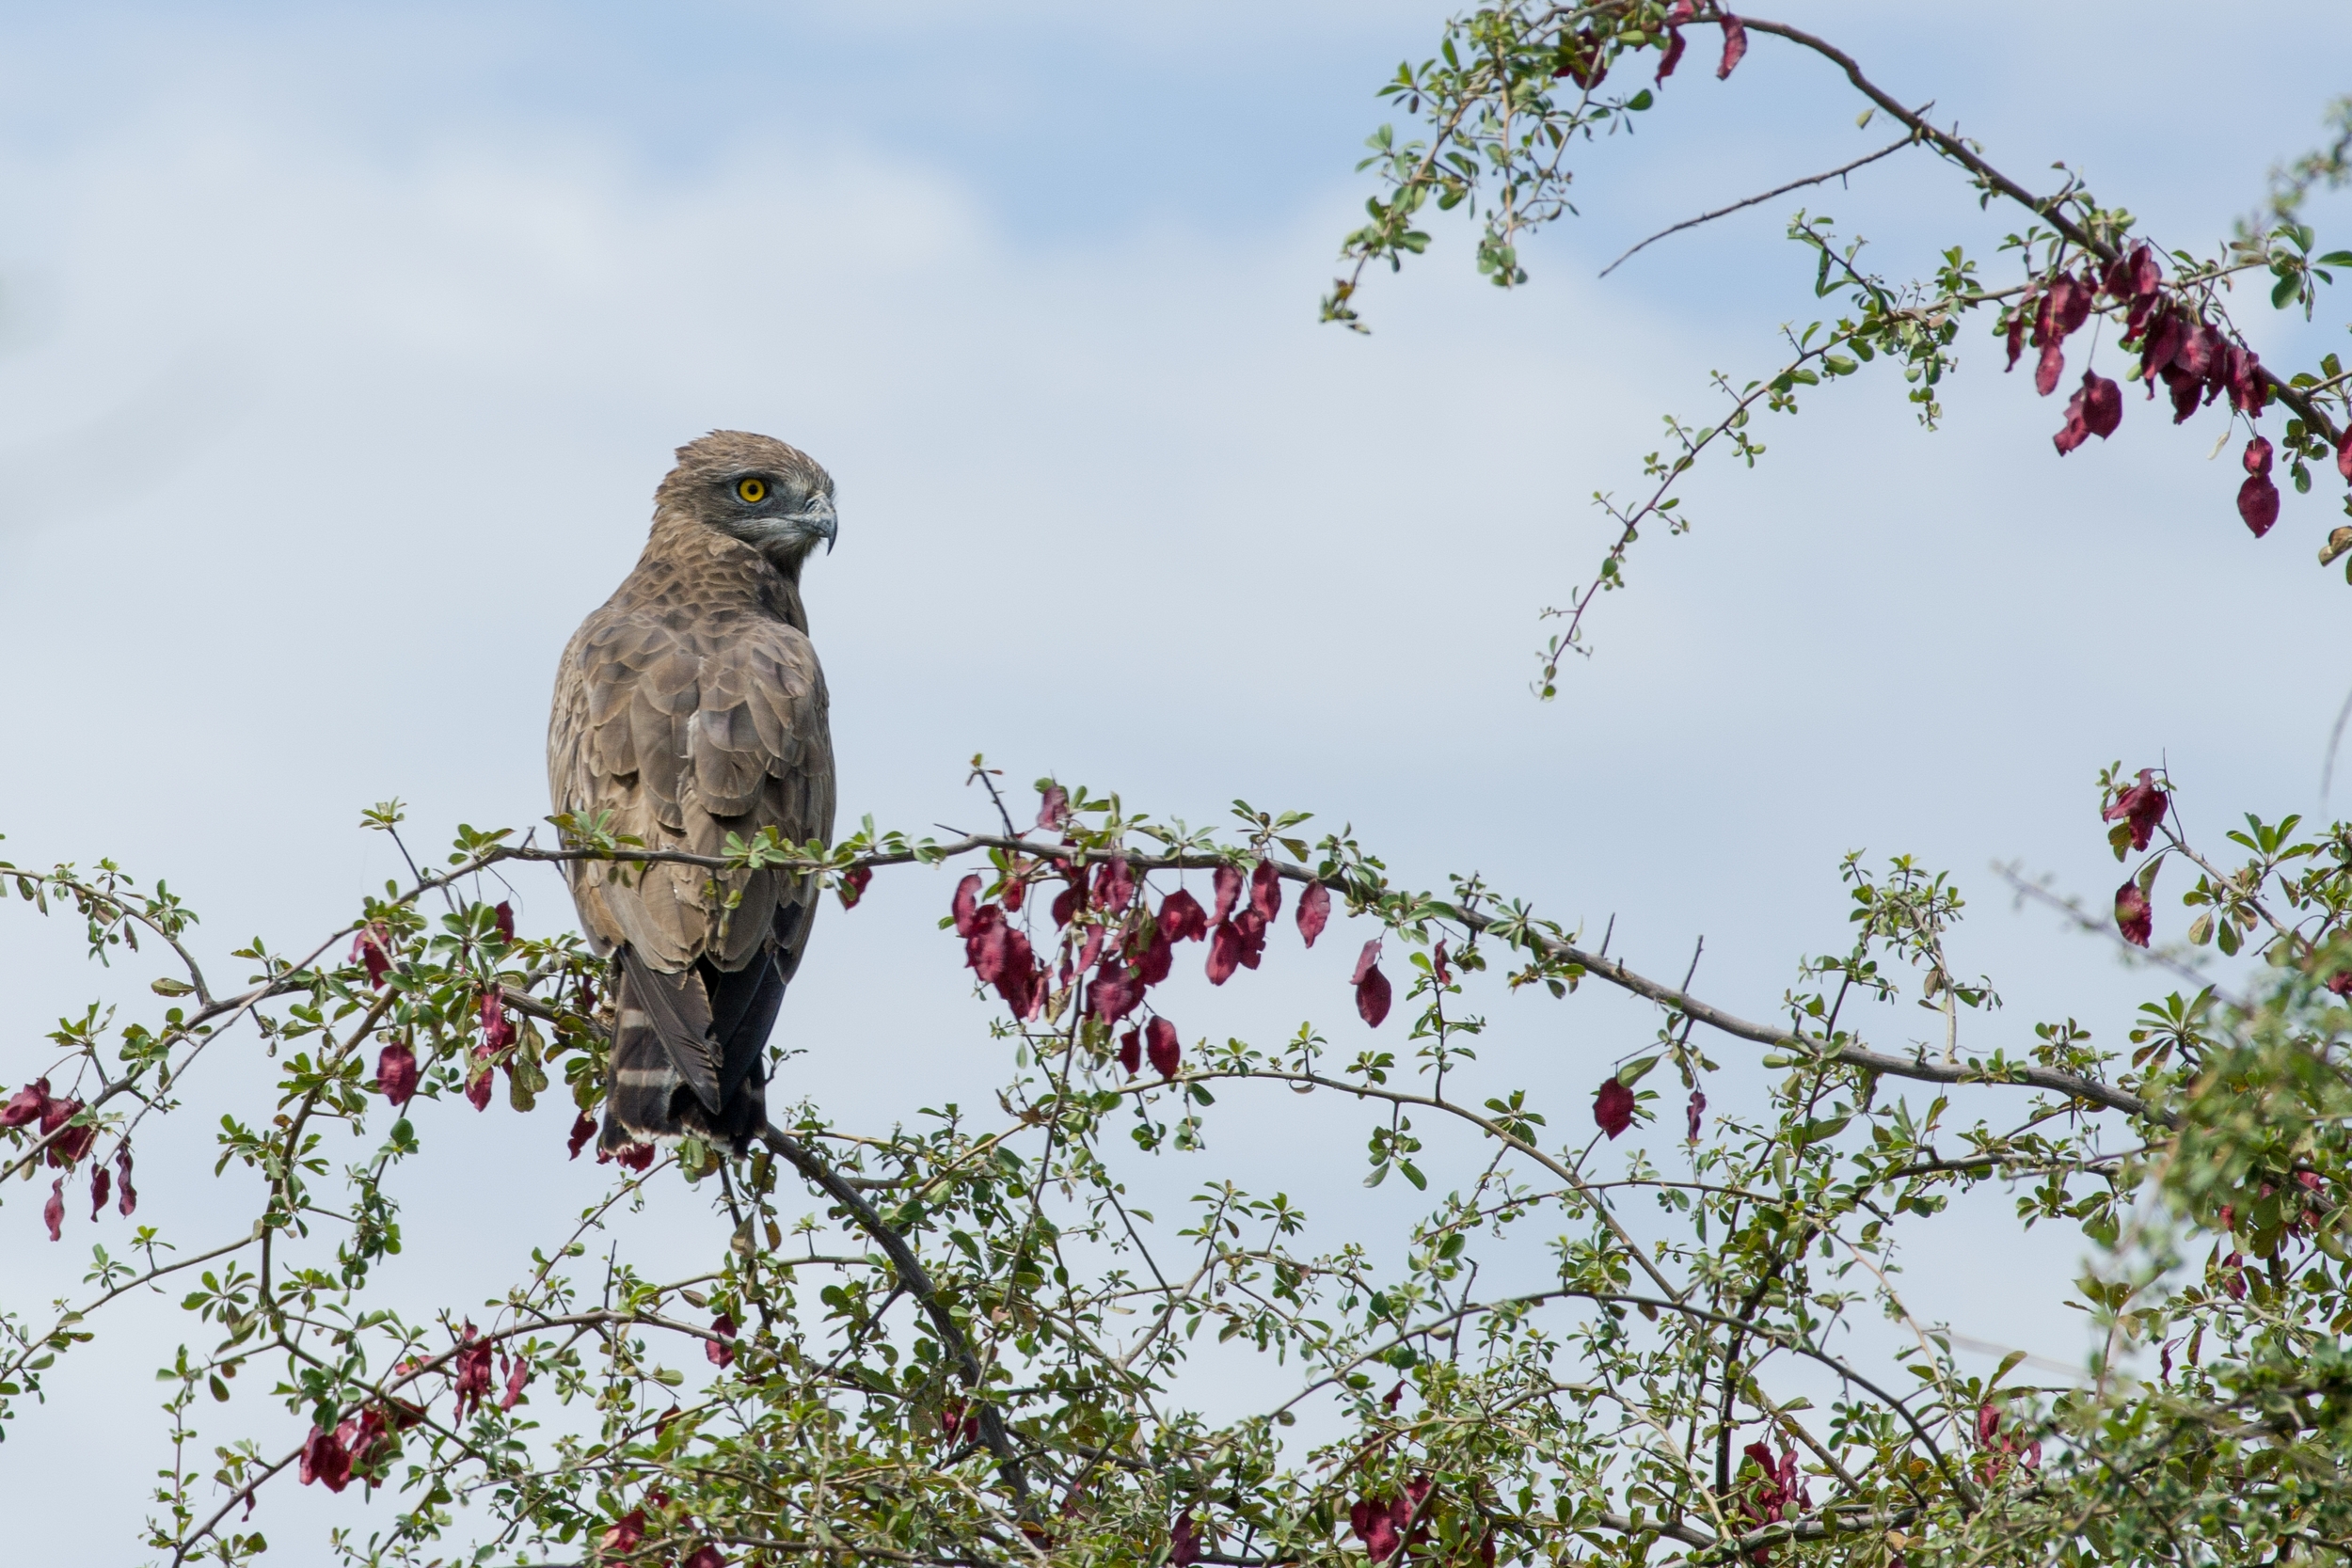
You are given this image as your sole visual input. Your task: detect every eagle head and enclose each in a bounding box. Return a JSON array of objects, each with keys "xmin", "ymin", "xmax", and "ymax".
[{"xmin": 658, "ymin": 429, "xmax": 837, "ymax": 568}]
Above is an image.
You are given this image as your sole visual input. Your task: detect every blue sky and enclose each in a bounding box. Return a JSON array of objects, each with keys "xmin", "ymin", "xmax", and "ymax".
[{"xmin": 3, "ymin": 0, "xmax": 2351, "ymax": 1552}]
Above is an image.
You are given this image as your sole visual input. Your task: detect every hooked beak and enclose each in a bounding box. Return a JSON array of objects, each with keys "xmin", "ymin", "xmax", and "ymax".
[{"xmin": 791, "ymin": 492, "xmax": 838, "ymax": 555}]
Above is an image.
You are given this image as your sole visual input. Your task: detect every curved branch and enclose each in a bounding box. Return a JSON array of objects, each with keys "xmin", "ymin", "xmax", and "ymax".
[{"xmin": 757, "ymin": 1121, "xmax": 1037, "ymax": 1519}]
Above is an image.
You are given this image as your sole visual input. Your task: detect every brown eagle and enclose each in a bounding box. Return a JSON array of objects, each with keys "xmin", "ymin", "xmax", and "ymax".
[{"xmin": 548, "ymin": 431, "xmax": 837, "ymax": 1156}]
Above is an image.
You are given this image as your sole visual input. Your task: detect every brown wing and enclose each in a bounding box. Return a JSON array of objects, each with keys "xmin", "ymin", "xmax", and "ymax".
[{"xmin": 548, "ymin": 603, "xmax": 834, "ymax": 979}]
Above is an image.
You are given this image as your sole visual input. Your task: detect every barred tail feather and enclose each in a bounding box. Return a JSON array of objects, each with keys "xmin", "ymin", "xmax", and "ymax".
[{"xmin": 600, "ymin": 945, "xmax": 776, "ymax": 1156}]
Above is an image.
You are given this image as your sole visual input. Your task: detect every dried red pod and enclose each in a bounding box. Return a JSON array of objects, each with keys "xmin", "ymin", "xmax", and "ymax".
[
  {"xmin": 1092, "ymin": 856, "xmax": 1136, "ymax": 913},
  {"xmin": 453, "ymin": 1329, "xmax": 496, "ymax": 1420},
  {"xmin": 1090, "ymin": 961, "xmax": 1142, "ymax": 1023},
  {"xmin": 1356, "ymin": 962, "xmax": 1392, "ymax": 1028},
  {"xmin": 480, "ymin": 992, "xmax": 516, "ymax": 1053},
  {"xmin": 2034, "ymin": 338, "xmax": 2065, "ymax": 397},
  {"xmin": 2226, "ymin": 343, "xmax": 2265, "ymax": 415},
  {"xmin": 2138, "ymin": 308, "xmax": 2183, "ymax": 384},
  {"xmin": 1036, "ymin": 784, "xmax": 1069, "ymax": 830},
  {"xmin": 1594, "ymin": 1077, "xmax": 1636, "ymax": 1138},
  {"xmin": 1171, "ymin": 1513, "xmax": 1202, "ymax": 1568},
  {"xmin": 493, "ymin": 900, "xmax": 516, "ymax": 943},
  {"xmin": 2056, "ymin": 370, "xmax": 2121, "ymax": 454},
  {"xmin": 616, "ymin": 1142, "xmax": 655, "ymax": 1172},
  {"xmin": 1118, "ymin": 1029, "xmax": 1142, "ymax": 1076},
  {"xmin": 376, "ymin": 1042, "xmax": 420, "ymax": 1109},
  {"xmin": 1206, "ymin": 921, "xmax": 1243, "ymax": 986},
  {"xmin": 2049, "ymin": 273, "xmax": 2092, "ymax": 339},
  {"xmin": 1050, "ymin": 881, "xmax": 1083, "ymax": 929},
  {"xmin": 41, "ymin": 1177, "xmax": 62, "ymax": 1241},
  {"xmin": 685, "ymin": 1545, "xmax": 728, "ymax": 1568},
  {"xmin": 2115, "ymin": 880, "xmax": 2153, "ymax": 947},
  {"xmin": 1296, "ymin": 881, "xmax": 1331, "ymax": 947},
  {"xmin": 1147, "ymin": 1016, "xmax": 1181, "ymax": 1077},
  {"xmin": 2162, "ymin": 363, "xmax": 2202, "ymax": 423},
  {"xmin": 2102, "ymin": 768, "xmax": 2169, "ymax": 850},
  {"xmin": 968, "ymin": 911, "xmax": 1011, "ymax": 983},
  {"xmin": 351, "ymin": 927, "xmax": 392, "ymax": 989},
  {"xmin": 300, "ymin": 1423, "xmax": 354, "ymax": 1493},
  {"xmin": 1158, "ymin": 888, "xmax": 1210, "ymax": 943},
  {"xmin": 1137, "ymin": 930, "xmax": 1174, "ymax": 987},
  {"xmin": 1232, "ymin": 907, "xmax": 1267, "ymax": 970},
  {"xmin": 1249, "ymin": 860, "xmax": 1282, "ymax": 924},
  {"xmin": 566, "ymin": 1110, "xmax": 597, "ymax": 1160},
  {"xmin": 2177, "ymin": 321, "xmax": 2215, "ymax": 379},
  {"xmin": 465, "ymin": 1065, "xmax": 494, "ymax": 1112},
  {"xmin": 1351, "ymin": 1496, "xmax": 1404, "ymax": 1563},
  {"xmin": 501, "ymin": 1354, "xmax": 530, "ymax": 1411},
  {"xmin": 2053, "ymin": 392, "xmax": 2090, "ymax": 455},
  {"xmin": 601, "ymin": 1509, "xmax": 648, "ymax": 1554},
  {"xmin": 1076, "ymin": 924, "xmax": 1106, "ymax": 974},
  {"xmin": 1656, "ymin": 24, "xmax": 1686, "ymax": 81},
  {"xmin": 1212, "ymin": 863, "xmax": 1244, "ymax": 926},
  {"xmin": 1, "ymin": 1079, "xmax": 49, "ymax": 1129},
  {"xmin": 1715, "ymin": 13, "xmax": 1746, "ymax": 78},
  {"xmin": 2004, "ymin": 304, "xmax": 2028, "ymax": 372},
  {"xmin": 40, "ymin": 1096, "xmax": 90, "ymax": 1166},
  {"xmin": 707, "ymin": 1313, "xmax": 738, "ymax": 1369},
  {"xmin": 1687, "ymin": 1088, "xmax": 1708, "ymax": 1142},
  {"xmin": 837, "ymin": 864, "xmax": 873, "ymax": 909},
  {"xmin": 1479, "ymin": 1532, "xmax": 1498, "ymax": 1568},
  {"xmin": 2082, "ymin": 371, "xmax": 2122, "ymax": 438},
  {"xmin": 994, "ymin": 930, "xmax": 1039, "ymax": 1015},
  {"xmin": 951, "ymin": 873, "xmax": 982, "ymax": 937},
  {"xmin": 88, "ymin": 1161, "xmax": 108, "ymax": 1220},
  {"xmin": 1432, "ymin": 940, "xmax": 1452, "ymax": 986},
  {"xmin": 2240, "ymin": 440, "xmax": 2280, "ymax": 537},
  {"xmin": 114, "ymin": 1145, "xmax": 135, "ymax": 1216}
]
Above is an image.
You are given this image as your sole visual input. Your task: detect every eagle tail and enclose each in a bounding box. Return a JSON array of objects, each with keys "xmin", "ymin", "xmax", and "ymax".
[{"xmin": 599, "ymin": 946, "xmax": 776, "ymax": 1157}]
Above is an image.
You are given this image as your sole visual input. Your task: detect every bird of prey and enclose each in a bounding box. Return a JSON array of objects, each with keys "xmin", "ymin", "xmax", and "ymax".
[{"xmin": 548, "ymin": 431, "xmax": 838, "ymax": 1157}]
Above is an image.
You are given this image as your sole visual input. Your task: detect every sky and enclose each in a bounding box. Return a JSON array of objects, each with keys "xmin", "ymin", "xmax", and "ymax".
[{"xmin": 3, "ymin": 0, "xmax": 2351, "ymax": 1555}]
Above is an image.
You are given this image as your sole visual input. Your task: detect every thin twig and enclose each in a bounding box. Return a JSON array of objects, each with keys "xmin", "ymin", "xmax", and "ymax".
[{"xmin": 1598, "ymin": 130, "xmax": 1921, "ymax": 277}]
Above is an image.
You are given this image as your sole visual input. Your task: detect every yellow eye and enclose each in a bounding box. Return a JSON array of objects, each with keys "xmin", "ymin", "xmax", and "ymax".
[{"xmin": 736, "ymin": 477, "xmax": 768, "ymax": 503}]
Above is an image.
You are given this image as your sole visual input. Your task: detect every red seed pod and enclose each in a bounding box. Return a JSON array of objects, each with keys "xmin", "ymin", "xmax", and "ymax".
[
  {"xmin": 837, "ymin": 865, "xmax": 873, "ymax": 909},
  {"xmin": 1296, "ymin": 881, "xmax": 1331, "ymax": 947},
  {"xmin": 41, "ymin": 1177, "xmax": 63, "ymax": 1241},
  {"xmin": 566, "ymin": 1110, "xmax": 597, "ymax": 1160},
  {"xmin": 951, "ymin": 873, "xmax": 982, "ymax": 937},
  {"xmin": 1356, "ymin": 962, "xmax": 1392, "ymax": 1028},
  {"xmin": 1147, "ymin": 1016, "xmax": 1181, "ymax": 1078},
  {"xmin": 1158, "ymin": 888, "xmax": 1210, "ymax": 943},
  {"xmin": 299, "ymin": 1423, "xmax": 355, "ymax": 1493},
  {"xmin": 1119, "ymin": 1029, "xmax": 1142, "ymax": 1076},
  {"xmin": 2239, "ymin": 471, "xmax": 2280, "ymax": 538},
  {"xmin": 1594, "ymin": 1077, "xmax": 1635, "ymax": 1138},
  {"xmin": 2101, "ymin": 768, "xmax": 2169, "ymax": 850},
  {"xmin": 2114, "ymin": 879, "xmax": 2153, "ymax": 947},
  {"xmin": 707, "ymin": 1313, "xmax": 738, "ymax": 1369},
  {"xmin": 376, "ymin": 1042, "xmax": 420, "ymax": 1109},
  {"xmin": 1715, "ymin": 13, "xmax": 1746, "ymax": 78},
  {"xmin": 1249, "ymin": 860, "xmax": 1282, "ymax": 924},
  {"xmin": 1212, "ymin": 864, "xmax": 1244, "ymax": 926},
  {"xmin": 493, "ymin": 900, "xmax": 516, "ymax": 942},
  {"xmin": 1206, "ymin": 922, "xmax": 1243, "ymax": 986},
  {"xmin": 114, "ymin": 1145, "xmax": 136, "ymax": 1216}
]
